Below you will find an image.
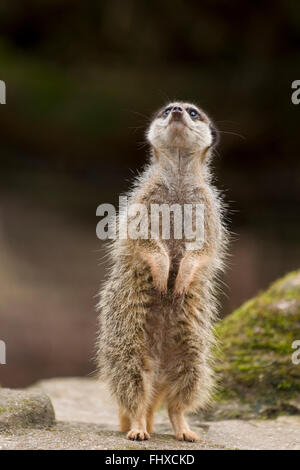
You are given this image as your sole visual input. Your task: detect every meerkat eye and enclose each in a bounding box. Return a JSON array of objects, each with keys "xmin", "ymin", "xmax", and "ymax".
[
  {"xmin": 163, "ymin": 107, "xmax": 172, "ymax": 118},
  {"xmin": 187, "ymin": 108, "xmax": 202, "ymax": 120}
]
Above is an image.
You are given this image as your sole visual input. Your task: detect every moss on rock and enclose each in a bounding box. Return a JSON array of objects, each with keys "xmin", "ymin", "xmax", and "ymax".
[
  {"xmin": 213, "ymin": 270, "xmax": 300, "ymax": 419},
  {"xmin": 0, "ymin": 389, "xmax": 55, "ymax": 430}
]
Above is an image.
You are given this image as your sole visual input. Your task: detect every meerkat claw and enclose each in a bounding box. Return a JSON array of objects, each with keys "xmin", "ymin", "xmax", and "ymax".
[
  {"xmin": 175, "ymin": 431, "xmax": 200, "ymax": 442},
  {"xmin": 127, "ymin": 429, "xmax": 150, "ymax": 441}
]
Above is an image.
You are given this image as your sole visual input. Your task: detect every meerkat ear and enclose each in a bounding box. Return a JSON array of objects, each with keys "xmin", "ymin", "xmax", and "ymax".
[
  {"xmin": 209, "ymin": 122, "xmax": 219, "ymax": 148},
  {"xmin": 201, "ymin": 122, "xmax": 219, "ymax": 164}
]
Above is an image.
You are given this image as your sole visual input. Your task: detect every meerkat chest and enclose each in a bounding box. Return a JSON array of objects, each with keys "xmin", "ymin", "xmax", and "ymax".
[{"xmin": 146, "ymin": 177, "xmax": 208, "ymax": 259}]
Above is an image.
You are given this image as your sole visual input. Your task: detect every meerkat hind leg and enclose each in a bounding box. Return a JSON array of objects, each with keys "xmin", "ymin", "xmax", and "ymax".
[
  {"xmin": 168, "ymin": 405, "xmax": 200, "ymax": 442},
  {"xmin": 146, "ymin": 389, "xmax": 165, "ymax": 433},
  {"xmin": 119, "ymin": 406, "xmax": 131, "ymax": 432}
]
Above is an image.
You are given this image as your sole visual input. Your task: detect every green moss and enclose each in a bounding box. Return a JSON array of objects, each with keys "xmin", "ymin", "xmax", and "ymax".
[
  {"xmin": 0, "ymin": 407, "xmax": 7, "ymax": 414},
  {"xmin": 214, "ymin": 270, "xmax": 300, "ymax": 417}
]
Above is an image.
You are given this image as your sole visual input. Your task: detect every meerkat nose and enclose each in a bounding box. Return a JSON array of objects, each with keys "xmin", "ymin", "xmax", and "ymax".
[{"xmin": 171, "ymin": 106, "xmax": 183, "ymax": 120}]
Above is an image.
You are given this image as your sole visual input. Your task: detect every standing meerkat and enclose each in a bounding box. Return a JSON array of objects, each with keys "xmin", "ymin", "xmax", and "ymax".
[{"xmin": 97, "ymin": 102, "xmax": 228, "ymax": 442}]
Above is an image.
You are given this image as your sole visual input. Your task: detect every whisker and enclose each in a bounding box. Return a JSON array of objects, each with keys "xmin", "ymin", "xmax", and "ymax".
[
  {"xmin": 124, "ymin": 109, "xmax": 152, "ymax": 122},
  {"xmin": 218, "ymin": 131, "xmax": 246, "ymax": 140},
  {"xmin": 157, "ymin": 90, "xmax": 171, "ymax": 104},
  {"xmin": 137, "ymin": 141, "xmax": 149, "ymax": 150},
  {"xmin": 215, "ymin": 120, "xmax": 240, "ymax": 125}
]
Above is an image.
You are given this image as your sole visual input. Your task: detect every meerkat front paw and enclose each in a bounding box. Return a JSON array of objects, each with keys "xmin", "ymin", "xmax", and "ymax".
[
  {"xmin": 173, "ymin": 283, "xmax": 186, "ymax": 297},
  {"xmin": 127, "ymin": 429, "xmax": 150, "ymax": 441},
  {"xmin": 140, "ymin": 249, "xmax": 169, "ymax": 294},
  {"xmin": 174, "ymin": 253, "xmax": 204, "ymax": 295},
  {"xmin": 152, "ymin": 273, "xmax": 168, "ymax": 294},
  {"xmin": 175, "ymin": 430, "xmax": 200, "ymax": 442},
  {"xmin": 173, "ymin": 274, "xmax": 189, "ymax": 296}
]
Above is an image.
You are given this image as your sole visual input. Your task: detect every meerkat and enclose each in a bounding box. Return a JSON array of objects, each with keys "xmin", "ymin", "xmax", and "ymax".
[{"xmin": 97, "ymin": 102, "xmax": 228, "ymax": 442}]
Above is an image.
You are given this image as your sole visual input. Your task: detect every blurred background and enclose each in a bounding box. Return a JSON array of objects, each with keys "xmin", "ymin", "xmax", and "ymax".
[{"xmin": 0, "ymin": 0, "xmax": 300, "ymax": 387}]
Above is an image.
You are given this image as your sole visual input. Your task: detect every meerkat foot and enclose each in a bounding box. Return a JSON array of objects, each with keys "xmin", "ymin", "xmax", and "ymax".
[
  {"xmin": 168, "ymin": 406, "xmax": 199, "ymax": 443},
  {"xmin": 126, "ymin": 414, "xmax": 150, "ymax": 440},
  {"xmin": 127, "ymin": 429, "xmax": 150, "ymax": 441},
  {"xmin": 175, "ymin": 430, "xmax": 200, "ymax": 442}
]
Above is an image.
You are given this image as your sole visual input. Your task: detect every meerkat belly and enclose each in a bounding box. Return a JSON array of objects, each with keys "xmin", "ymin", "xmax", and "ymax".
[
  {"xmin": 143, "ymin": 182, "xmax": 207, "ymax": 369},
  {"xmin": 144, "ymin": 292, "xmax": 183, "ymax": 368}
]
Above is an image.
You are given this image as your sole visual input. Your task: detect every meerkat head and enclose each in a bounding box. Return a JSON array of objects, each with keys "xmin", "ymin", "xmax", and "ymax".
[{"xmin": 147, "ymin": 102, "xmax": 218, "ymax": 160}]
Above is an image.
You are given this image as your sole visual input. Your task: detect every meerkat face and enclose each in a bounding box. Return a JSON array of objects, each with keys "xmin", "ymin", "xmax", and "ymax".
[{"xmin": 147, "ymin": 102, "xmax": 218, "ymax": 156}]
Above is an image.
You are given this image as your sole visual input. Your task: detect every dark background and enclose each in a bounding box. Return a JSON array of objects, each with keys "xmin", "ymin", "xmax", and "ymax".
[{"xmin": 0, "ymin": 0, "xmax": 300, "ymax": 387}]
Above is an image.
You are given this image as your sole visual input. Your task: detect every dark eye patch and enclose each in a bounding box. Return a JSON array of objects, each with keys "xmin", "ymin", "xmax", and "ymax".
[
  {"xmin": 186, "ymin": 107, "xmax": 202, "ymax": 120},
  {"xmin": 162, "ymin": 107, "xmax": 172, "ymax": 118}
]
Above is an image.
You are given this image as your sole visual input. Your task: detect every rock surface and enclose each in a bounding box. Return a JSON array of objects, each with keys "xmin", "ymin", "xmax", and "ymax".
[
  {"xmin": 0, "ymin": 388, "xmax": 55, "ymax": 430},
  {"xmin": 0, "ymin": 377, "xmax": 299, "ymax": 450}
]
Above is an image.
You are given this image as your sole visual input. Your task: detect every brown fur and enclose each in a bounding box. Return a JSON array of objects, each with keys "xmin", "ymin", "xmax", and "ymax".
[{"xmin": 97, "ymin": 102, "xmax": 228, "ymax": 442}]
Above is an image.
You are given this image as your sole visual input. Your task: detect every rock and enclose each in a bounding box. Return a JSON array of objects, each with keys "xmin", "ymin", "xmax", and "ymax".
[
  {"xmin": 0, "ymin": 388, "xmax": 55, "ymax": 430},
  {"xmin": 213, "ymin": 270, "xmax": 300, "ymax": 419}
]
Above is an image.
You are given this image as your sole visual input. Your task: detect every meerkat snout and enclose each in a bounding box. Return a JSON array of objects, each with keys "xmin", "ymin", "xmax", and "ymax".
[
  {"xmin": 147, "ymin": 102, "xmax": 218, "ymax": 155},
  {"xmin": 170, "ymin": 106, "xmax": 183, "ymax": 120}
]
